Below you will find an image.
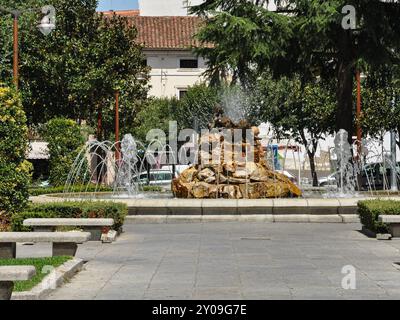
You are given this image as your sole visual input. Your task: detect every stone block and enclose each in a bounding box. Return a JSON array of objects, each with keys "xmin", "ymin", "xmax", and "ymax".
[
  {"xmin": 237, "ymin": 199, "xmax": 273, "ymax": 215},
  {"xmin": 308, "ymin": 215, "xmax": 342, "ymax": 223},
  {"xmin": 202, "ymin": 199, "xmax": 238, "ymax": 215},
  {"xmin": 273, "ymin": 214, "xmax": 310, "ymax": 223}
]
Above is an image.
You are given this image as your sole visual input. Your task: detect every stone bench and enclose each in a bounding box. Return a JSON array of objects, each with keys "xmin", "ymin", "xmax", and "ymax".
[
  {"xmin": 23, "ymin": 218, "xmax": 114, "ymax": 241},
  {"xmin": 378, "ymin": 215, "xmax": 400, "ymax": 237},
  {"xmin": 0, "ymin": 232, "xmax": 91, "ymax": 259},
  {"xmin": 0, "ymin": 266, "xmax": 36, "ymax": 300}
]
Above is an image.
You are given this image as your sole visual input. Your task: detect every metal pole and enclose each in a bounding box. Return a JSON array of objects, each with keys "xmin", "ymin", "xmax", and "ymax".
[
  {"xmin": 356, "ymin": 71, "xmax": 362, "ymax": 156},
  {"xmin": 115, "ymin": 91, "xmax": 120, "ymax": 161},
  {"xmin": 391, "ymin": 94, "xmax": 398, "ymax": 192},
  {"xmin": 12, "ymin": 13, "xmax": 19, "ymax": 90}
]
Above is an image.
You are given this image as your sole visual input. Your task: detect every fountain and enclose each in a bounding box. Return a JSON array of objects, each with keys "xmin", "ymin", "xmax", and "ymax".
[
  {"xmin": 31, "ymin": 102, "xmax": 397, "ymax": 220},
  {"xmin": 172, "ymin": 106, "xmax": 302, "ymax": 199}
]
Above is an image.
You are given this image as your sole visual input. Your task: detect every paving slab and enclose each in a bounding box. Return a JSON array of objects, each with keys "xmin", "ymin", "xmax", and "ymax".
[{"xmin": 46, "ymin": 222, "xmax": 400, "ymax": 300}]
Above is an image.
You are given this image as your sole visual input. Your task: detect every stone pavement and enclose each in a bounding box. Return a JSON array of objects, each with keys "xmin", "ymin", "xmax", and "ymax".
[{"xmin": 18, "ymin": 222, "xmax": 400, "ymax": 300}]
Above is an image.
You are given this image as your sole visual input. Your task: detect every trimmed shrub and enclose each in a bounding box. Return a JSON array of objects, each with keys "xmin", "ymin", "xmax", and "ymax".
[
  {"xmin": 358, "ymin": 200, "xmax": 400, "ymax": 233},
  {"xmin": 11, "ymin": 201, "xmax": 127, "ymax": 232},
  {"xmin": 29, "ymin": 185, "xmax": 113, "ymax": 196},
  {"xmin": 0, "ymin": 85, "xmax": 31, "ymax": 217},
  {"xmin": 41, "ymin": 118, "xmax": 86, "ymax": 186}
]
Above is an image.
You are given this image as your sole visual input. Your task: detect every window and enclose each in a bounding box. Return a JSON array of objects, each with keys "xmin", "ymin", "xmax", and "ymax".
[
  {"xmin": 179, "ymin": 90, "xmax": 188, "ymax": 100},
  {"xmin": 179, "ymin": 59, "xmax": 198, "ymax": 69}
]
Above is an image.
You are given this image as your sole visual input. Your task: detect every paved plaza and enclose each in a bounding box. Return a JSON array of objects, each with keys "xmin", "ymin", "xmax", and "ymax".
[{"xmin": 18, "ymin": 222, "xmax": 400, "ymax": 300}]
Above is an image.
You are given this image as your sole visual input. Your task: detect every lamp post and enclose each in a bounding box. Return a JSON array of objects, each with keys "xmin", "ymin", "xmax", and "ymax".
[
  {"xmin": 356, "ymin": 70, "xmax": 362, "ymax": 158},
  {"xmin": 12, "ymin": 11, "xmax": 19, "ymax": 89},
  {"xmin": 115, "ymin": 91, "xmax": 120, "ymax": 161},
  {"xmin": 391, "ymin": 95, "xmax": 398, "ymax": 192},
  {"xmin": 1, "ymin": 5, "xmax": 56, "ymax": 90}
]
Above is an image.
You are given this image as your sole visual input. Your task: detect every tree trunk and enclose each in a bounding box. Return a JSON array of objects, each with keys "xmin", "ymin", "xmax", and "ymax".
[
  {"xmin": 308, "ymin": 151, "xmax": 319, "ymax": 187},
  {"xmin": 336, "ymin": 31, "xmax": 355, "ymax": 145}
]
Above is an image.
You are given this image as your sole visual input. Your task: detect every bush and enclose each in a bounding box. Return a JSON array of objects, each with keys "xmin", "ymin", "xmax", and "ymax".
[
  {"xmin": 358, "ymin": 200, "xmax": 400, "ymax": 233},
  {"xmin": 29, "ymin": 184, "xmax": 113, "ymax": 196},
  {"xmin": 11, "ymin": 201, "xmax": 127, "ymax": 232},
  {"xmin": 0, "ymin": 85, "xmax": 31, "ymax": 216},
  {"xmin": 41, "ymin": 118, "xmax": 86, "ymax": 186}
]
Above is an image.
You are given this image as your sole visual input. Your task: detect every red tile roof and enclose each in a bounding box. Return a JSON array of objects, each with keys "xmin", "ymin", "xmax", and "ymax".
[
  {"xmin": 100, "ymin": 10, "xmax": 140, "ymax": 17},
  {"xmin": 127, "ymin": 16, "xmax": 208, "ymax": 50}
]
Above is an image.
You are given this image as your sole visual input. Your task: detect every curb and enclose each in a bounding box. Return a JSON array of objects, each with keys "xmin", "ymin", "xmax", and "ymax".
[
  {"xmin": 11, "ymin": 258, "xmax": 84, "ymax": 300},
  {"xmin": 125, "ymin": 214, "xmax": 361, "ymax": 224}
]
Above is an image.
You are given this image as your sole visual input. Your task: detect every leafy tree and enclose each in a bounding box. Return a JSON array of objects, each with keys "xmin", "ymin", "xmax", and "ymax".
[
  {"xmin": 191, "ymin": 0, "xmax": 400, "ymax": 141},
  {"xmin": 0, "ymin": 85, "xmax": 31, "ymax": 225},
  {"xmin": 175, "ymin": 83, "xmax": 220, "ymax": 130},
  {"xmin": 134, "ymin": 98, "xmax": 180, "ymax": 143},
  {"xmin": 360, "ymin": 64, "xmax": 400, "ymax": 147},
  {"xmin": 41, "ymin": 118, "xmax": 86, "ymax": 186},
  {"xmin": 255, "ymin": 74, "xmax": 336, "ymax": 186},
  {"xmin": 0, "ymin": 0, "xmax": 149, "ymax": 129}
]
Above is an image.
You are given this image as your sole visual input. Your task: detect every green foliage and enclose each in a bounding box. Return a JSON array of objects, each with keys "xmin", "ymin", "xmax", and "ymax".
[
  {"xmin": 360, "ymin": 64, "xmax": 400, "ymax": 141},
  {"xmin": 0, "ymin": 0, "xmax": 149, "ymax": 127},
  {"xmin": 142, "ymin": 186, "xmax": 163, "ymax": 192},
  {"xmin": 254, "ymin": 74, "xmax": 336, "ymax": 185},
  {"xmin": 134, "ymin": 84, "xmax": 220, "ymax": 142},
  {"xmin": 28, "ymin": 184, "xmax": 113, "ymax": 196},
  {"xmin": 0, "ymin": 85, "xmax": 31, "ymax": 215},
  {"xmin": 191, "ymin": 0, "xmax": 400, "ymax": 134},
  {"xmin": 175, "ymin": 83, "xmax": 220, "ymax": 130},
  {"xmin": 41, "ymin": 118, "xmax": 85, "ymax": 186},
  {"xmin": 11, "ymin": 201, "xmax": 128, "ymax": 232},
  {"xmin": 0, "ymin": 256, "xmax": 72, "ymax": 292},
  {"xmin": 134, "ymin": 98, "xmax": 179, "ymax": 142},
  {"xmin": 358, "ymin": 200, "xmax": 400, "ymax": 234}
]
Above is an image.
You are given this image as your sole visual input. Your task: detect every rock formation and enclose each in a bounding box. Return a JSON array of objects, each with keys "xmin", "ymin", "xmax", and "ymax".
[{"xmin": 172, "ymin": 107, "xmax": 302, "ymax": 199}]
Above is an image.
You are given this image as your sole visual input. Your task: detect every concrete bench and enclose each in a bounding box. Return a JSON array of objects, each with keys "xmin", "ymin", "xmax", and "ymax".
[
  {"xmin": 0, "ymin": 266, "xmax": 36, "ymax": 300},
  {"xmin": 23, "ymin": 218, "xmax": 114, "ymax": 241},
  {"xmin": 378, "ymin": 215, "xmax": 400, "ymax": 237},
  {"xmin": 0, "ymin": 232, "xmax": 91, "ymax": 259}
]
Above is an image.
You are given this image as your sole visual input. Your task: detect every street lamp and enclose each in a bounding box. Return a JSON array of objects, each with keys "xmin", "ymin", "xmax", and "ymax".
[{"xmin": 0, "ymin": 5, "xmax": 56, "ymax": 90}]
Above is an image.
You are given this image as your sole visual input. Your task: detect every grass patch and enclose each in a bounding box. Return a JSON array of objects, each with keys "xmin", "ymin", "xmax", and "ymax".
[{"xmin": 0, "ymin": 256, "xmax": 72, "ymax": 292}]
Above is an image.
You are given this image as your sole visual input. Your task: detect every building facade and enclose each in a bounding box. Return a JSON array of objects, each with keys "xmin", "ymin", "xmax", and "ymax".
[
  {"xmin": 128, "ymin": 16, "xmax": 208, "ymax": 99},
  {"xmin": 138, "ymin": 0, "xmax": 204, "ymax": 17}
]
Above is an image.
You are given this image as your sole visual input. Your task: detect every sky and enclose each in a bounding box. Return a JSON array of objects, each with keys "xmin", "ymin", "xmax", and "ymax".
[{"xmin": 97, "ymin": 0, "xmax": 139, "ymax": 11}]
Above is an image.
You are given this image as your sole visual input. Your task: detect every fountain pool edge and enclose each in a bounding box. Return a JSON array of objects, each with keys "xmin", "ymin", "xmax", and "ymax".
[{"xmin": 29, "ymin": 194, "xmax": 400, "ymax": 223}]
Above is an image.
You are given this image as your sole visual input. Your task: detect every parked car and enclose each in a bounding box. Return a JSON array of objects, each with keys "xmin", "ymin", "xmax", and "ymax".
[
  {"xmin": 318, "ymin": 162, "xmax": 400, "ymax": 190},
  {"xmin": 136, "ymin": 170, "xmax": 178, "ymax": 187},
  {"xmin": 319, "ymin": 173, "xmax": 337, "ymax": 187}
]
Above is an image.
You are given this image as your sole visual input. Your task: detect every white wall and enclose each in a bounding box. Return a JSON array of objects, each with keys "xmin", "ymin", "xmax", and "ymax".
[
  {"xmin": 139, "ymin": 0, "xmax": 204, "ymax": 16},
  {"xmin": 139, "ymin": 0, "xmax": 279, "ymax": 16},
  {"xmin": 144, "ymin": 50, "xmax": 207, "ymax": 98}
]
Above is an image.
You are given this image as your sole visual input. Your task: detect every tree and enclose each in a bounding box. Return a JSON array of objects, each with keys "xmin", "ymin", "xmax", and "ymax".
[
  {"xmin": 41, "ymin": 118, "xmax": 86, "ymax": 186},
  {"xmin": 255, "ymin": 74, "xmax": 336, "ymax": 186},
  {"xmin": 134, "ymin": 98, "xmax": 180, "ymax": 143},
  {"xmin": 191, "ymin": 0, "xmax": 400, "ymax": 142},
  {"xmin": 0, "ymin": 0, "xmax": 149, "ymax": 128},
  {"xmin": 360, "ymin": 64, "xmax": 400, "ymax": 147},
  {"xmin": 0, "ymin": 85, "xmax": 31, "ymax": 227},
  {"xmin": 175, "ymin": 83, "xmax": 220, "ymax": 130}
]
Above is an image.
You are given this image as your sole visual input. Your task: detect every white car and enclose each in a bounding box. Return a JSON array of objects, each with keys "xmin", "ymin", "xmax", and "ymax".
[
  {"xmin": 137, "ymin": 170, "xmax": 178, "ymax": 187},
  {"xmin": 319, "ymin": 174, "xmax": 337, "ymax": 187}
]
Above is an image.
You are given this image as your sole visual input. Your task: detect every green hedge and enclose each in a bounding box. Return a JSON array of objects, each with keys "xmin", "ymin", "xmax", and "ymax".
[
  {"xmin": 29, "ymin": 185, "xmax": 113, "ymax": 196},
  {"xmin": 29, "ymin": 185, "xmax": 162, "ymax": 196},
  {"xmin": 358, "ymin": 200, "xmax": 400, "ymax": 233},
  {"xmin": 11, "ymin": 201, "xmax": 127, "ymax": 232}
]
